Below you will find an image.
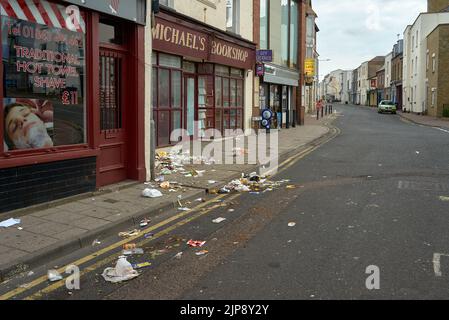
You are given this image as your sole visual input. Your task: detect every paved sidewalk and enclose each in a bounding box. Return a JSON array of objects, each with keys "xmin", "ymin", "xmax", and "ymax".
[
  {"xmin": 0, "ymin": 113, "xmax": 336, "ymax": 280},
  {"xmin": 399, "ymin": 112, "xmax": 449, "ymax": 129}
]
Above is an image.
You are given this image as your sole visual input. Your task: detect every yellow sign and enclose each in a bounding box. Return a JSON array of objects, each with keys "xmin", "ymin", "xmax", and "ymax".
[{"xmin": 305, "ymin": 59, "xmax": 315, "ymax": 76}]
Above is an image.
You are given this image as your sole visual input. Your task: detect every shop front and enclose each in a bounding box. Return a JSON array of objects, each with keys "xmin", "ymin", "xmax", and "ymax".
[
  {"xmin": 0, "ymin": 0, "xmax": 147, "ymax": 213},
  {"xmin": 258, "ymin": 64, "xmax": 299, "ymax": 129},
  {"xmin": 151, "ymin": 8, "xmax": 256, "ymax": 147}
]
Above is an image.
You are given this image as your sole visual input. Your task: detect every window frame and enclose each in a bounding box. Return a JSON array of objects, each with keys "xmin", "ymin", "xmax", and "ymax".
[
  {"xmin": 0, "ymin": 1, "xmax": 95, "ymax": 168},
  {"xmin": 152, "ymin": 52, "xmax": 184, "ymax": 147}
]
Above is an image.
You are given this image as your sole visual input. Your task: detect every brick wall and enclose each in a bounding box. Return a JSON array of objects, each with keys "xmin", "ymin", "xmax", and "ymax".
[
  {"xmin": 427, "ymin": 24, "xmax": 449, "ymax": 117},
  {"xmin": 0, "ymin": 157, "xmax": 96, "ymax": 213},
  {"xmin": 437, "ymin": 25, "xmax": 449, "ymax": 117}
]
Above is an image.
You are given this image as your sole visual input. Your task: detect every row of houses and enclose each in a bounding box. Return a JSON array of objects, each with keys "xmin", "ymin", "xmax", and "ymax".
[
  {"xmin": 0, "ymin": 0, "xmax": 321, "ymax": 213},
  {"xmin": 321, "ymin": 0, "xmax": 449, "ymax": 119}
]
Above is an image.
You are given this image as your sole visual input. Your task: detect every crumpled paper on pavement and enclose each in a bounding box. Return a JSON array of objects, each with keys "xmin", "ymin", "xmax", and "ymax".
[{"xmin": 0, "ymin": 218, "xmax": 21, "ymax": 228}]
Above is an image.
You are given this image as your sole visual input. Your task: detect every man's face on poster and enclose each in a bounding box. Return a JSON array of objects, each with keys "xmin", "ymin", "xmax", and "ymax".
[{"xmin": 5, "ymin": 104, "xmax": 53, "ymax": 149}]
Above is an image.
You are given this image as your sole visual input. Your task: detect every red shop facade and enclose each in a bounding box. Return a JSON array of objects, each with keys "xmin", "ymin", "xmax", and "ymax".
[
  {"xmin": 152, "ymin": 8, "xmax": 256, "ymax": 147},
  {"xmin": 0, "ymin": 0, "xmax": 147, "ymax": 213}
]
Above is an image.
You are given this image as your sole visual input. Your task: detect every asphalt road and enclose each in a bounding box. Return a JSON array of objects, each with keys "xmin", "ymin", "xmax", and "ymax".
[{"xmin": 4, "ymin": 104, "xmax": 449, "ymax": 300}]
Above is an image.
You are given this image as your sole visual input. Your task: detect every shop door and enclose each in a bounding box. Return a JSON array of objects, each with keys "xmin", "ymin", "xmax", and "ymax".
[
  {"xmin": 184, "ymin": 75, "xmax": 196, "ymax": 138},
  {"xmin": 97, "ymin": 49, "xmax": 128, "ymax": 186}
]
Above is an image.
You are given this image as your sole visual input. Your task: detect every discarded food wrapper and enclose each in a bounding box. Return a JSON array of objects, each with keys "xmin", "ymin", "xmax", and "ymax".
[
  {"xmin": 288, "ymin": 222, "xmax": 297, "ymax": 227},
  {"xmin": 160, "ymin": 181, "xmax": 171, "ymax": 189},
  {"xmin": 142, "ymin": 188, "xmax": 163, "ymax": 198},
  {"xmin": 102, "ymin": 257, "xmax": 139, "ymax": 283},
  {"xmin": 131, "ymin": 262, "xmax": 152, "ymax": 270},
  {"xmin": 187, "ymin": 240, "xmax": 206, "ymax": 247},
  {"xmin": 123, "ymin": 243, "xmax": 137, "ymax": 250},
  {"xmin": 213, "ymin": 217, "xmax": 227, "ymax": 224},
  {"xmin": 123, "ymin": 248, "xmax": 144, "ymax": 255},
  {"xmin": 48, "ymin": 270, "xmax": 63, "ymax": 282},
  {"xmin": 0, "ymin": 218, "xmax": 21, "ymax": 228},
  {"xmin": 174, "ymin": 252, "xmax": 183, "ymax": 259},
  {"xmin": 118, "ymin": 229, "xmax": 140, "ymax": 238},
  {"xmin": 219, "ymin": 188, "xmax": 231, "ymax": 194},
  {"xmin": 195, "ymin": 250, "xmax": 209, "ymax": 256}
]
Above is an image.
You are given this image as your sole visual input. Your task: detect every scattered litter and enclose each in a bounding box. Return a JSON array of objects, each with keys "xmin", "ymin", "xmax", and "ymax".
[
  {"xmin": 140, "ymin": 218, "xmax": 151, "ymax": 228},
  {"xmin": 27, "ymin": 271, "xmax": 35, "ymax": 277},
  {"xmin": 142, "ymin": 189, "xmax": 163, "ymax": 198},
  {"xmin": 196, "ymin": 198, "xmax": 205, "ymax": 202},
  {"xmin": 48, "ymin": 270, "xmax": 63, "ymax": 282},
  {"xmin": 0, "ymin": 218, "xmax": 21, "ymax": 228},
  {"xmin": 187, "ymin": 240, "xmax": 206, "ymax": 247},
  {"xmin": 416, "ymin": 151, "xmax": 420, "ymax": 155},
  {"xmin": 286, "ymin": 185, "xmax": 296, "ymax": 189},
  {"xmin": 123, "ymin": 243, "xmax": 137, "ymax": 250},
  {"xmin": 208, "ymin": 180, "xmax": 217, "ymax": 184},
  {"xmin": 213, "ymin": 217, "xmax": 227, "ymax": 224},
  {"xmin": 195, "ymin": 250, "xmax": 209, "ymax": 256},
  {"xmin": 118, "ymin": 229, "xmax": 139, "ymax": 238},
  {"xmin": 439, "ymin": 196, "xmax": 449, "ymax": 202},
  {"xmin": 92, "ymin": 239, "xmax": 101, "ymax": 246},
  {"xmin": 123, "ymin": 248, "xmax": 144, "ymax": 255},
  {"xmin": 178, "ymin": 207, "xmax": 191, "ymax": 211},
  {"xmin": 174, "ymin": 252, "xmax": 183, "ymax": 259},
  {"xmin": 144, "ymin": 233, "xmax": 155, "ymax": 239},
  {"xmin": 228, "ymin": 209, "xmax": 235, "ymax": 212},
  {"xmin": 160, "ymin": 181, "xmax": 171, "ymax": 189},
  {"xmin": 131, "ymin": 262, "xmax": 152, "ymax": 270},
  {"xmin": 219, "ymin": 188, "xmax": 231, "ymax": 194},
  {"xmin": 154, "ymin": 176, "xmax": 165, "ymax": 182},
  {"xmin": 102, "ymin": 257, "xmax": 139, "ymax": 283},
  {"xmin": 288, "ymin": 222, "xmax": 296, "ymax": 227},
  {"xmin": 17, "ymin": 227, "xmax": 23, "ymax": 231}
]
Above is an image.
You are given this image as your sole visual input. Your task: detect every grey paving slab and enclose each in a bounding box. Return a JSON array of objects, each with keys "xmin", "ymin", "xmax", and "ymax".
[
  {"xmin": 41, "ymin": 211, "xmax": 86, "ymax": 224},
  {"xmin": 24, "ymin": 221, "xmax": 72, "ymax": 237},
  {"xmin": 58, "ymin": 202, "xmax": 93, "ymax": 214},
  {"xmin": 69, "ymin": 217, "xmax": 110, "ymax": 231},
  {"xmin": 81, "ymin": 208, "xmax": 121, "ymax": 219},
  {"xmin": 29, "ymin": 207, "xmax": 63, "ymax": 218},
  {"xmin": 0, "ymin": 229, "xmax": 58, "ymax": 253},
  {"xmin": 52, "ymin": 227, "xmax": 89, "ymax": 241},
  {"xmin": 0, "ymin": 245, "xmax": 28, "ymax": 264},
  {"xmin": 18, "ymin": 216, "xmax": 48, "ymax": 228}
]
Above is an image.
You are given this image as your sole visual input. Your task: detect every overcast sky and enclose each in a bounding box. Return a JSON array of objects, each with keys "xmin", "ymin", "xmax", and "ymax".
[{"xmin": 315, "ymin": 0, "xmax": 427, "ymax": 80}]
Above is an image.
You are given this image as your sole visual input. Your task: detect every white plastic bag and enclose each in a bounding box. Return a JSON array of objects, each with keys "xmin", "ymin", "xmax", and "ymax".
[
  {"xmin": 102, "ymin": 257, "xmax": 139, "ymax": 283},
  {"xmin": 142, "ymin": 188, "xmax": 163, "ymax": 198}
]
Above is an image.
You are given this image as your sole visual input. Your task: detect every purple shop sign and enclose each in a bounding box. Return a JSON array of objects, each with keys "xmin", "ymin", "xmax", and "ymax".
[{"xmin": 256, "ymin": 50, "xmax": 273, "ymax": 63}]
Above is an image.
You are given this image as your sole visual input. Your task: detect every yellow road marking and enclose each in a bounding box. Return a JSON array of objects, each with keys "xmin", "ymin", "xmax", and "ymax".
[
  {"xmin": 0, "ymin": 194, "xmax": 228, "ymax": 300},
  {"xmin": 24, "ymin": 194, "xmax": 241, "ymax": 300},
  {"xmin": 3, "ymin": 126, "xmax": 340, "ymax": 300}
]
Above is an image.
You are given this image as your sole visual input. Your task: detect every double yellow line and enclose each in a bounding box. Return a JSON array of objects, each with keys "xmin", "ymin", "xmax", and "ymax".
[
  {"xmin": 1, "ymin": 194, "xmax": 231, "ymax": 300},
  {"xmin": 1, "ymin": 126, "xmax": 339, "ymax": 300}
]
